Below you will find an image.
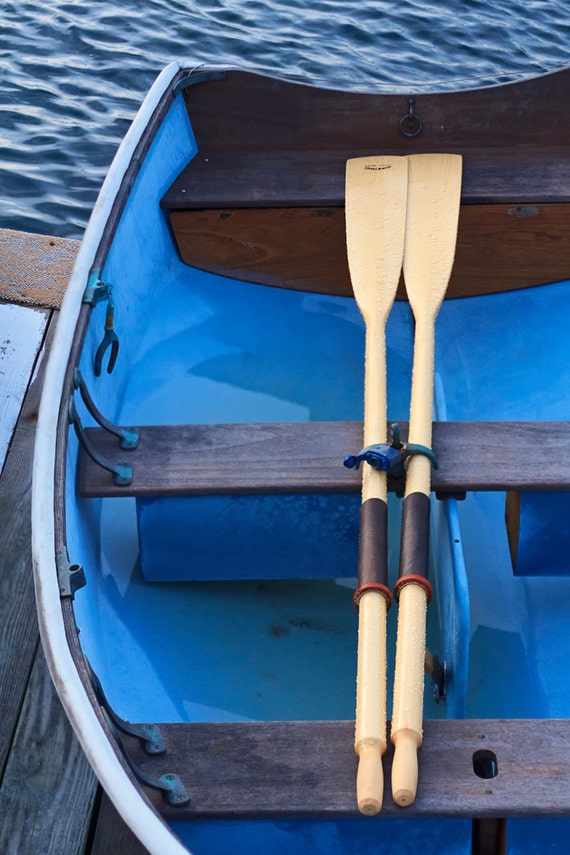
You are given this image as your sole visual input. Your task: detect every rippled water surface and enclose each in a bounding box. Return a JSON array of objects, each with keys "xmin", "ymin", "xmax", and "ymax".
[{"xmin": 2, "ymin": 0, "xmax": 570, "ymax": 236}]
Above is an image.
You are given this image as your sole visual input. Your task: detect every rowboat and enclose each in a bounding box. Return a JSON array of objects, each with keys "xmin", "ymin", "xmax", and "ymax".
[{"xmin": 32, "ymin": 61, "xmax": 570, "ymax": 854}]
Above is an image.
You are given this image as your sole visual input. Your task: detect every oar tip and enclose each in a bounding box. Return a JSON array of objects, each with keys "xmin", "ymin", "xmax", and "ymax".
[
  {"xmin": 356, "ymin": 743, "xmax": 384, "ymax": 816},
  {"xmin": 392, "ymin": 785, "xmax": 416, "ymax": 808},
  {"xmin": 391, "ymin": 730, "xmax": 419, "ymax": 807},
  {"xmin": 358, "ymin": 795, "xmax": 383, "ymax": 816}
]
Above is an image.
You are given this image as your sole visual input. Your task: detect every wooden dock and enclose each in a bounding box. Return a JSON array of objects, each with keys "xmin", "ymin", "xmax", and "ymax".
[{"xmin": 0, "ymin": 230, "xmax": 147, "ymax": 854}]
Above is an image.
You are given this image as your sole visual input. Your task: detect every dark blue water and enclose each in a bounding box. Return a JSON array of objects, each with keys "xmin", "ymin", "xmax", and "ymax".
[{"xmin": 2, "ymin": 0, "xmax": 570, "ymax": 238}]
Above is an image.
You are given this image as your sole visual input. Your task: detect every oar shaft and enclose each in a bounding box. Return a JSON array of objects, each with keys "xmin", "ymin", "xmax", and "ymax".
[
  {"xmin": 355, "ymin": 320, "xmax": 391, "ymax": 816},
  {"xmin": 345, "ymin": 154, "xmax": 408, "ymax": 816},
  {"xmin": 362, "ymin": 320, "xmax": 388, "ymax": 503},
  {"xmin": 391, "ymin": 322, "xmax": 435, "ymax": 806},
  {"xmin": 406, "ymin": 317, "xmax": 436, "ymax": 495},
  {"xmin": 391, "ymin": 152, "xmax": 462, "ymax": 808}
]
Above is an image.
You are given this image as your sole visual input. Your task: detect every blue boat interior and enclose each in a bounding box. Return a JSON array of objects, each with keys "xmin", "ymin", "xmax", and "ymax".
[{"xmin": 64, "ymin": 89, "xmax": 570, "ymax": 853}]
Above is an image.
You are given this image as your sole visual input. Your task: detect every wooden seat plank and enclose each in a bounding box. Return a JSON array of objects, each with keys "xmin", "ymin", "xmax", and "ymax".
[
  {"xmin": 78, "ymin": 420, "xmax": 570, "ymax": 498},
  {"xmin": 127, "ymin": 718, "xmax": 570, "ymax": 820},
  {"xmin": 161, "ymin": 148, "xmax": 570, "ymax": 298},
  {"xmin": 162, "ymin": 148, "xmax": 570, "ymax": 210}
]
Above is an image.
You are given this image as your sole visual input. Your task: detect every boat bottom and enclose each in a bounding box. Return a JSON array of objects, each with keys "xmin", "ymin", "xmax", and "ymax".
[{"xmin": 169, "ymin": 816, "xmax": 570, "ymax": 855}]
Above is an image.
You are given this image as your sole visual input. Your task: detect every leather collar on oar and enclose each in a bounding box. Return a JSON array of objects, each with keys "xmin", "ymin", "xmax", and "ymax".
[
  {"xmin": 345, "ymin": 155, "xmax": 408, "ymax": 815},
  {"xmin": 391, "ymin": 153, "xmax": 463, "ymax": 808}
]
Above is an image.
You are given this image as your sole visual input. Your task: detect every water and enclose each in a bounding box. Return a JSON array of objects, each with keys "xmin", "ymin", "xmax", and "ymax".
[{"xmin": 1, "ymin": 0, "xmax": 570, "ymax": 238}]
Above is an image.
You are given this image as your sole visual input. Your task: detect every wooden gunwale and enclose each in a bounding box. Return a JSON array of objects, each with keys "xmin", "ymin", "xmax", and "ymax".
[
  {"xmin": 53, "ymin": 68, "xmax": 184, "ymax": 551},
  {"xmin": 49, "ymin": 70, "xmax": 192, "ymax": 849}
]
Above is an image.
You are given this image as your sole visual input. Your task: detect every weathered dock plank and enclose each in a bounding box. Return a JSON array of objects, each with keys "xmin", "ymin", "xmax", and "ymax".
[
  {"xmin": 0, "ymin": 308, "xmax": 52, "ymax": 777},
  {"xmin": 89, "ymin": 794, "xmax": 150, "ymax": 855},
  {"xmin": 0, "ymin": 646, "xmax": 97, "ymax": 855},
  {"xmin": 0, "ymin": 304, "xmax": 48, "ymax": 475},
  {"xmin": 0, "ymin": 303, "xmax": 97, "ymax": 854}
]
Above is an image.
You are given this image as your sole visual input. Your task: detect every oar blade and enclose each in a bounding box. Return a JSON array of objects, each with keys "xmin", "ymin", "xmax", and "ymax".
[
  {"xmin": 345, "ymin": 156, "xmax": 408, "ymax": 322},
  {"xmin": 403, "ymin": 153, "xmax": 462, "ymax": 317}
]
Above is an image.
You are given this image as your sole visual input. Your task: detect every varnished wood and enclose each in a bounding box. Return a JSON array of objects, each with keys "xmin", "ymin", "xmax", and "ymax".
[
  {"xmin": 124, "ymin": 718, "xmax": 570, "ymax": 820},
  {"xmin": 168, "ymin": 203, "xmax": 570, "ymax": 298},
  {"xmin": 163, "ymin": 148, "xmax": 570, "ymax": 210},
  {"xmin": 78, "ymin": 420, "xmax": 570, "ymax": 498},
  {"xmin": 165, "ymin": 65, "xmax": 570, "ymax": 299},
  {"xmin": 181, "ymin": 67, "xmax": 570, "ymax": 155}
]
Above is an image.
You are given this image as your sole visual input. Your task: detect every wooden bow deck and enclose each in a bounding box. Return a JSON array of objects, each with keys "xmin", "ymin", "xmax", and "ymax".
[{"xmin": 1, "ymin": 228, "xmax": 569, "ymax": 855}]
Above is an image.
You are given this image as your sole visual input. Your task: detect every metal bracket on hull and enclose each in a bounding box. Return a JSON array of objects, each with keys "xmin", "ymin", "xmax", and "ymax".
[
  {"xmin": 68, "ymin": 369, "xmax": 138, "ymax": 487},
  {"xmin": 55, "ymin": 547, "xmax": 86, "ymax": 598},
  {"xmin": 117, "ymin": 744, "xmax": 191, "ymax": 807},
  {"xmin": 90, "ymin": 669, "xmax": 166, "ymax": 755},
  {"xmin": 68, "ymin": 398, "xmax": 133, "ymax": 486},
  {"xmin": 82, "ymin": 272, "xmax": 120, "ymax": 376},
  {"xmin": 89, "ymin": 668, "xmax": 191, "ymax": 806},
  {"xmin": 74, "ymin": 370, "xmax": 139, "ymax": 450}
]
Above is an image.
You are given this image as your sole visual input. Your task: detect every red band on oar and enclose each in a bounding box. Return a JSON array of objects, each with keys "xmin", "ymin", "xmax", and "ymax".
[
  {"xmin": 394, "ymin": 574, "xmax": 433, "ymax": 605},
  {"xmin": 354, "ymin": 582, "xmax": 392, "ymax": 610}
]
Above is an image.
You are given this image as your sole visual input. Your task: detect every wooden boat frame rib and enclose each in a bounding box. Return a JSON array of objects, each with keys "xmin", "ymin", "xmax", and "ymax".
[{"xmin": 32, "ymin": 61, "xmax": 570, "ymax": 853}]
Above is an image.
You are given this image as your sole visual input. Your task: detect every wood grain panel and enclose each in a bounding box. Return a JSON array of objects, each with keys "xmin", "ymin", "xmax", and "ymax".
[
  {"xmin": 78, "ymin": 420, "xmax": 570, "ymax": 498},
  {"xmin": 169, "ymin": 203, "xmax": 570, "ymax": 298},
  {"xmin": 181, "ymin": 67, "xmax": 570, "ymax": 154},
  {"xmin": 163, "ymin": 148, "xmax": 570, "ymax": 209},
  {"xmin": 126, "ymin": 718, "xmax": 570, "ymax": 819}
]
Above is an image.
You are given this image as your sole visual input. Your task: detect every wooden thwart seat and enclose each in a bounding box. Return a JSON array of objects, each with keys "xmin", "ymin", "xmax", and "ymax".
[
  {"xmin": 78, "ymin": 420, "xmax": 570, "ymax": 498},
  {"xmin": 160, "ymin": 148, "xmax": 570, "ymax": 298},
  {"xmin": 160, "ymin": 67, "xmax": 570, "ymax": 296},
  {"xmin": 128, "ymin": 718, "xmax": 570, "ymax": 820}
]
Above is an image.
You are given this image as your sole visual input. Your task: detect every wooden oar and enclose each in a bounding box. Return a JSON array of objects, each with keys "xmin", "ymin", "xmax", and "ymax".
[
  {"xmin": 345, "ymin": 155, "xmax": 408, "ymax": 815},
  {"xmin": 391, "ymin": 153, "xmax": 462, "ymax": 807}
]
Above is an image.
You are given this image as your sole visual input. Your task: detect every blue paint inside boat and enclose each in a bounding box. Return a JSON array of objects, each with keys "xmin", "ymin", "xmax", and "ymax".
[
  {"xmin": 167, "ymin": 816, "xmax": 570, "ymax": 855},
  {"xmin": 170, "ymin": 817, "xmax": 473, "ymax": 854},
  {"xmin": 62, "ymin": 86, "xmax": 570, "ymax": 852},
  {"xmin": 511, "ymin": 491, "xmax": 570, "ymax": 576}
]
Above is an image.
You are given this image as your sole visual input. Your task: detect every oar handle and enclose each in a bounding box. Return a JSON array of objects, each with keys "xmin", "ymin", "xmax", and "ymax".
[
  {"xmin": 354, "ymin": 497, "xmax": 391, "ymax": 815},
  {"xmin": 355, "ymin": 589, "xmax": 389, "ymax": 815},
  {"xmin": 390, "ymin": 579, "xmax": 431, "ymax": 806},
  {"xmin": 391, "ymin": 493, "xmax": 432, "ymax": 806}
]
